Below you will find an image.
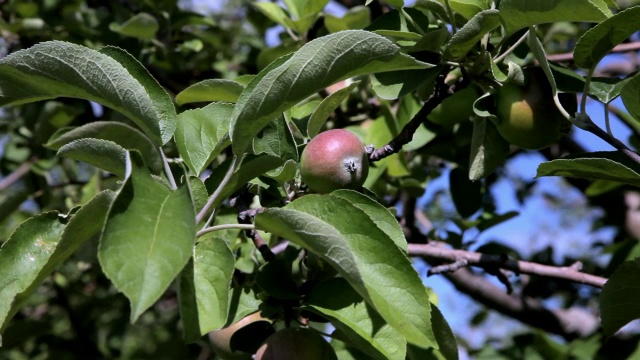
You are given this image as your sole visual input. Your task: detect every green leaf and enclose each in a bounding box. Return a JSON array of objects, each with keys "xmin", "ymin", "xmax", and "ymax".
[
  {"xmin": 226, "ymin": 287, "xmax": 262, "ymax": 327},
  {"xmin": 442, "ymin": 0, "xmax": 488, "ymax": 20},
  {"xmin": 256, "ymin": 259, "xmax": 300, "ymax": 300},
  {"xmin": 469, "ymin": 116, "xmax": 510, "ymax": 180},
  {"xmin": 109, "ymin": 12, "xmax": 159, "ymax": 41},
  {"xmin": 444, "ymin": 9, "xmax": 501, "ymax": 59},
  {"xmin": 406, "ymin": 304, "xmax": 458, "ymax": 360},
  {"xmin": 46, "ymin": 121, "xmax": 162, "ymax": 174},
  {"xmin": 0, "ymin": 213, "xmax": 66, "ymax": 338},
  {"xmin": 621, "ymin": 73, "xmax": 640, "ymax": 124},
  {"xmin": 255, "ymin": 190, "xmax": 436, "ymax": 348},
  {"xmin": 372, "ymin": 68, "xmax": 439, "ymax": 100},
  {"xmin": 498, "ymin": 0, "xmax": 611, "ymax": 35},
  {"xmin": 265, "ymin": 159, "xmax": 298, "ymax": 183},
  {"xmin": 574, "ymin": 6, "xmax": 640, "ymax": 69},
  {"xmin": 308, "ymin": 82, "xmax": 359, "ymax": 138},
  {"xmin": 284, "ymin": 0, "xmax": 329, "ymax": 18},
  {"xmin": 329, "ymin": 190, "xmax": 407, "ymax": 253},
  {"xmin": 366, "ymin": 8, "xmax": 429, "ymax": 34},
  {"xmin": 253, "ymin": 2, "xmax": 294, "ymax": 28},
  {"xmin": 0, "ymin": 41, "xmax": 176, "ymax": 145},
  {"xmin": 325, "ymin": 6, "xmax": 371, "ymax": 33},
  {"xmin": 178, "ymin": 237, "xmax": 235, "ymax": 343},
  {"xmin": 253, "ymin": 114, "xmax": 299, "ymax": 161},
  {"xmin": 430, "ymin": 304, "xmax": 458, "ymax": 360},
  {"xmin": 373, "ymin": 30, "xmax": 423, "ymax": 42},
  {"xmin": 175, "ymin": 102, "xmax": 234, "ymax": 176},
  {"xmin": 98, "ymin": 46, "xmax": 177, "ymax": 144},
  {"xmin": 548, "ymin": 63, "xmax": 629, "ymax": 104},
  {"xmin": 257, "ymin": 42, "xmax": 302, "ymax": 71},
  {"xmin": 99, "ymin": 153, "xmax": 196, "ymax": 322},
  {"xmin": 204, "ymin": 155, "xmax": 286, "ymax": 210},
  {"xmin": 600, "ymin": 259, "xmax": 640, "ymax": 336},
  {"xmin": 230, "ymin": 30, "xmax": 431, "ymax": 154},
  {"xmin": 175, "ymin": 79, "xmax": 245, "ymax": 105},
  {"xmin": 57, "ymin": 138, "xmax": 127, "ymax": 178},
  {"xmin": 450, "ymin": 166, "xmax": 482, "ymax": 218},
  {"xmin": 536, "ymin": 151, "xmax": 640, "ymax": 187},
  {"xmin": 305, "ymin": 278, "xmax": 406, "ymax": 360},
  {"xmin": 411, "ymin": 28, "xmax": 451, "ymax": 53}
]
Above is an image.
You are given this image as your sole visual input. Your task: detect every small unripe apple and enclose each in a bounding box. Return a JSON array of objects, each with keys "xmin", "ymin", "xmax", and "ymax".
[
  {"xmin": 300, "ymin": 129, "xmax": 369, "ymax": 194},
  {"xmin": 255, "ymin": 327, "xmax": 338, "ymax": 360},
  {"xmin": 494, "ymin": 67, "xmax": 575, "ymax": 149},
  {"xmin": 208, "ymin": 311, "xmax": 274, "ymax": 360}
]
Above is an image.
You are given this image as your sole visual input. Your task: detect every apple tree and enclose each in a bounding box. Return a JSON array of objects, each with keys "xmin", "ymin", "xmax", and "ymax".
[{"xmin": 2, "ymin": 0, "xmax": 640, "ymax": 358}]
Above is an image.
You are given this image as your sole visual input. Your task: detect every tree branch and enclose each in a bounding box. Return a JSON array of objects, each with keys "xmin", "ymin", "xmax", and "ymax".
[
  {"xmin": 440, "ymin": 267, "xmax": 600, "ymax": 340},
  {"xmin": 0, "ymin": 160, "xmax": 32, "ymax": 191},
  {"xmin": 408, "ymin": 242, "xmax": 607, "ymax": 288},
  {"xmin": 368, "ymin": 66, "xmax": 453, "ymax": 162},
  {"xmin": 233, "ymin": 191, "xmax": 275, "ymax": 262},
  {"xmin": 546, "ymin": 41, "xmax": 640, "ymax": 62}
]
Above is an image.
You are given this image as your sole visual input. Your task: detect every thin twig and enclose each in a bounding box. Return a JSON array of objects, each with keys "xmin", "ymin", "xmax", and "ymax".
[
  {"xmin": 579, "ymin": 114, "xmax": 640, "ymax": 166},
  {"xmin": 368, "ymin": 67, "xmax": 453, "ymax": 162},
  {"xmin": 235, "ymin": 191, "xmax": 275, "ymax": 262},
  {"xmin": 493, "ymin": 29, "xmax": 529, "ymax": 64},
  {"xmin": 196, "ymin": 223, "xmax": 255, "ymax": 238},
  {"xmin": 195, "ymin": 156, "xmax": 240, "ymax": 223},
  {"xmin": 408, "ymin": 242, "xmax": 607, "ymax": 288},
  {"xmin": 546, "ymin": 41, "xmax": 640, "ymax": 62},
  {"xmin": 0, "ymin": 160, "xmax": 32, "ymax": 191},
  {"xmin": 160, "ymin": 148, "xmax": 177, "ymax": 190}
]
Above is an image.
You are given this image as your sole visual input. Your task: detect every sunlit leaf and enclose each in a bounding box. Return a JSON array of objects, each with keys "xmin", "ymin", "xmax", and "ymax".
[
  {"xmin": 0, "ymin": 41, "xmax": 176, "ymax": 145},
  {"xmin": 574, "ymin": 6, "xmax": 640, "ymax": 69},
  {"xmin": 230, "ymin": 30, "xmax": 431, "ymax": 154},
  {"xmin": 175, "ymin": 102, "xmax": 233, "ymax": 175},
  {"xmin": 109, "ymin": 12, "xmax": 159, "ymax": 41},
  {"xmin": 57, "ymin": 138, "xmax": 127, "ymax": 178},
  {"xmin": 305, "ymin": 278, "xmax": 406, "ymax": 360},
  {"xmin": 499, "ymin": 0, "xmax": 611, "ymax": 34},
  {"xmin": 175, "ymin": 79, "xmax": 244, "ymax": 105},
  {"xmin": 307, "ymin": 82, "xmax": 359, "ymax": 138},
  {"xmin": 253, "ymin": 114, "xmax": 298, "ymax": 161},
  {"xmin": 256, "ymin": 190, "xmax": 436, "ymax": 348},
  {"xmin": 325, "ymin": 6, "xmax": 371, "ymax": 33},
  {"xmin": 179, "ymin": 237, "xmax": 235, "ymax": 342},
  {"xmin": 46, "ymin": 121, "xmax": 163, "ymax": 174},
  {"xmin": 99, "ymin": 153, "xmax": 196, "ymax": 322},
  {"xmin": 444, "ymin": 9, "xmax": 501, "ymax": 59},
  {"xmin": 0, "ymin": 213, "xmax": 66, "ymax": 338}
]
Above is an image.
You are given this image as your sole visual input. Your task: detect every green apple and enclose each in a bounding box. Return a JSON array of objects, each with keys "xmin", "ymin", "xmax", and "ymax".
[{"xmin": 495, "ymin": 67, "xmax": 575, "ymax": 149}]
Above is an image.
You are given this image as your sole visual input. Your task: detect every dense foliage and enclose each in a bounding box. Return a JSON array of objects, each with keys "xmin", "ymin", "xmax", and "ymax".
[{"xmin": 2, "ymin": 0, "xmax": 640, "ymax": 359}]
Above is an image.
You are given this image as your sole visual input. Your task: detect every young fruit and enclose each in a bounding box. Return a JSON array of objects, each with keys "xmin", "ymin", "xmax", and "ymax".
[
  {"xmin": 208, "ymin": 311, "xmax": 275, "ymax": 360},
  {"xmin": 300, "ymin": 129, "xmax": 369, "ymax": 194},
  {"xmin": 494, "ymin": 67, "xmax": 575, "ymax": 149},
  {"xmin": 255, "ymin": 327, "xmax": 338, "ymax": 360}
]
